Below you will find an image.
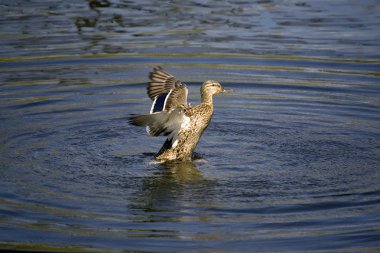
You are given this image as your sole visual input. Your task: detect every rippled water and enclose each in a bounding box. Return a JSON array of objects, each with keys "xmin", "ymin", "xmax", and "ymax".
[{"xmin": 1, "ymin": 1, "xmax": 380, "ymax": 252}]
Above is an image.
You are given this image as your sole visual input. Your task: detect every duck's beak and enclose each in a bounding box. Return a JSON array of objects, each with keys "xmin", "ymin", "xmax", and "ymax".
[{"xmin": 222, "ymin": 88, "xmax": 233, "ymax": 93}]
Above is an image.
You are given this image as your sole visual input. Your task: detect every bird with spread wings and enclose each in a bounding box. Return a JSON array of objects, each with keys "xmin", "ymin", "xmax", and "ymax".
[{"xmin": 130, "ymin": 66, "xmax": 231, "ymax": 162}]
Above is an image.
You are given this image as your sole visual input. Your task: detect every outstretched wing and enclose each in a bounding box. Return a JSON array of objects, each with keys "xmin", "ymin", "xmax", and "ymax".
[
  {"xmin": 148, "ymin": 66, "xmax": 188, "ymax": 112},
  {"xmin": 130, "ymin": 107, "xmax": 189, "ymax": 148}
]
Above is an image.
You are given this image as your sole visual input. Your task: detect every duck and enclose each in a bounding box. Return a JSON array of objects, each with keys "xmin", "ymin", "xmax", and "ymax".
[{"xmin": 130, "ymin": 66, "xmax": 231, "ymax": 162}]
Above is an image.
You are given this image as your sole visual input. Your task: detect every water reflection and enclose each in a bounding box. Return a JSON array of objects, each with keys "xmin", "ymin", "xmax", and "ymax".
[
  {"xmin": 75, "ymin": 0, "xmax": 115, "ymax": 32},
  {"xmin": 74, "ymin": 0, "xmax": 127, "ymax": 53},
  {"xmin": 88, "ymin": 0, "xmax": 111, "ymax": 10},
  {"xmin": 131, "ymin": 161, "xmax": 212, "ymax": 214}
]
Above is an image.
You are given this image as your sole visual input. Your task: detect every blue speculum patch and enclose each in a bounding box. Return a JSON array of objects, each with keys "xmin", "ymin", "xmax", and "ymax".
[{"xmin": 152, "ymin": 92, "xmax": 169, "ymax": 112}]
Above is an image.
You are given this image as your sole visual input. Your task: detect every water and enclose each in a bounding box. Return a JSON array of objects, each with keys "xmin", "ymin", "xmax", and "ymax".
[{"xmin": 1, "ymin": 1, "xmax": 380, "ymax": 252}]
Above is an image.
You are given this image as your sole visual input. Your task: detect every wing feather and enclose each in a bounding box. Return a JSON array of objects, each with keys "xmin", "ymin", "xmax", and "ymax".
[
  {"xmin": 147, "ymin": 66, "xmax": 188, "ymax": 110},
  {"xmin": 129, "ymin": 108, "xmax": 187, "ymax": 147}
]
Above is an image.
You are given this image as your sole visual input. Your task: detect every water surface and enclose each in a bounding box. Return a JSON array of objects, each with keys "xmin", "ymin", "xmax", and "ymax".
[{"xmin": 1, "ymin": 1, "xmax": 380, "ymax": 252}]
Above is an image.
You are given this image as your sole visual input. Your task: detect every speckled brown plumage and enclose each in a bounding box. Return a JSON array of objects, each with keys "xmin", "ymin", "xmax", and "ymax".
[{"xmin": 130, "ymin": 66, "xmax": 231, "ymax": 162}]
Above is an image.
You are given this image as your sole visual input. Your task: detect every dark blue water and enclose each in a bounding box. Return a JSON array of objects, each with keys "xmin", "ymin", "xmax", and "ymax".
[{"xmin": 1, "ymin": 1, "xmax": 380, "ymax": 252}]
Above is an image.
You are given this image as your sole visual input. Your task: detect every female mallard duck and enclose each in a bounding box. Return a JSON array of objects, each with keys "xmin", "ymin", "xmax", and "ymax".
[{"xmin": 130, "ymin": 66, "xmax": 231, "ymax": 162}]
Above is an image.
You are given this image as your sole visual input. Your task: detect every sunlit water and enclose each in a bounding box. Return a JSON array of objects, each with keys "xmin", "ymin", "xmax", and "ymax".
[{"xmin": 1, "ymin": 1, "xmax": 380, "ymax": 252}]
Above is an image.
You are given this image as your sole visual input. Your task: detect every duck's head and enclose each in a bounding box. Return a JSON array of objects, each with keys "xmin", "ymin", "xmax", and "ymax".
[{"xmin": 201, "ymin": 80, "xmax": 232, "ymax": 96}]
